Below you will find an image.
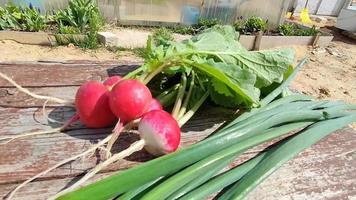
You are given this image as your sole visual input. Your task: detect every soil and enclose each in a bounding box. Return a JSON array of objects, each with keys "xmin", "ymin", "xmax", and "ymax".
[
  {"xmin": 104, "ymin": 27, "xmax": 191, "ymax": 48},
  {"xmin": 0, "ymin": 40, "xmax": 141, "ymax": 63},
  {"xmin": 291, "ymin": 29, "xmax": 356, "ymax": 104},
  {"xmin": 0, "ymin": 28, "xmax": 355, "ymax": 104}
]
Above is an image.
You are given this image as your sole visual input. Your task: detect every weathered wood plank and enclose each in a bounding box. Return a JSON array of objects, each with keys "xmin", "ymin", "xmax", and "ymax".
[
  {"xmin": 0, "ymin": 62, "xmax": 140, "ymax": 87},
  {"xmin": 0, "ymin": 106, "xmax": 233, "ymax": 185},
  {"xmin": 0, "ymin": 129, "xmax": 354, "ymax": 200},
  {"xmin": 0, "ymin": 61, "xmax": 355, "ymax": 200}
]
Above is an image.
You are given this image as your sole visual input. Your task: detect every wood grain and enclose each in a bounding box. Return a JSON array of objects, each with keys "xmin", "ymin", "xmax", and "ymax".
[{"xmin": 0, "ymin": 62, "xmax": 140, "ymax": 87}]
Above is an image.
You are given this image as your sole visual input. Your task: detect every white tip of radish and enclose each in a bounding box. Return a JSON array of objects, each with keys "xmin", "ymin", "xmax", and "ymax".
[{"xmin": 139, "ymin": 110, "xmax": 180, "ymax": 156}]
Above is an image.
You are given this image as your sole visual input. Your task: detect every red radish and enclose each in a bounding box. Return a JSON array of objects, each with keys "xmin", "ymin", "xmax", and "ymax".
[
  {"xmin": 75, "ymin": 81, "xmax": 117, "ymax": 128},
  {"xmin": 139, "ymin": 110, "xmax": 180, "ymax": 155},
  {"xmin": 104, "ymin": 79, "xmax": 153, "ymax": 156},
  {"xmin": 109, "ymin": 79, "xmax": 152, "ymax": 124},
  {"xmin": 146, "ymin": 98, "xmax": 163, "ymax": 113},
  {"xmin": 103, "ymin": 76, "xmax": 122, "ymax": 88}
]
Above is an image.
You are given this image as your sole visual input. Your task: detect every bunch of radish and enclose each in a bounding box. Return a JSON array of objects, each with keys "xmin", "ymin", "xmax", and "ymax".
[{"xmin": 0, "ymin": 72, "xmax": 181, "ymax": 199}]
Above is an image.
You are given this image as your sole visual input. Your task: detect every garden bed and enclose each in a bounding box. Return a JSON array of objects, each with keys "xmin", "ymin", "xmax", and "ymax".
[
  {"xmin": 0, "ymin": 31, "xmax": 56, "ymax": 46},
  {"xmin": 0, "ymin": 28, "xmax": 333, "ymax": 50},
  {"xmin": 240, "ymin": 31, "xmax": 333, "ymax": 50},
  {"xmin": 0, "ymin": 31, "xmax": 87, "ymax": 46}
]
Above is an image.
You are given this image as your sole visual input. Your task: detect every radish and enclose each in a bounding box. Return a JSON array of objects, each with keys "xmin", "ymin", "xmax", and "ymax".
[
  {"xmin": 75, "ymin": 81, "xmax": 117, "ymax": 128},
  {"xmin": 109, "ymin": 79, "xmax": 153, "ymax": 124},
  {"xmin": 105, "ymin": 79, "xmax": 153, "ymax": 157},
  {"xmin": 146, "ymin": 98, "xmax": 163, "ymax": 113},
  {"xmin": 103, "ymin": 76, "xmax": 122, "ymax": 89},
  {"xmin": 139, "ymin": 109, "xmax": 180, "ymax": 155},
  {"xmin": 0, "ymin": 80, "xmax": 117, "ymax": 144},
  {"xmin": 54, "ymin": 109, "xmax": 181, "ymax": 196}
]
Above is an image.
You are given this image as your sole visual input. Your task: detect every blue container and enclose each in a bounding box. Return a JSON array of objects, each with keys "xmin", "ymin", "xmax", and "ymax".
[
  {"xmin": 181, "ymin": 5, "xmax": 200, "ymax": 25},
  {"xmin": 12, "ymin": 0, "xmax": 44, "ymax": 12}
]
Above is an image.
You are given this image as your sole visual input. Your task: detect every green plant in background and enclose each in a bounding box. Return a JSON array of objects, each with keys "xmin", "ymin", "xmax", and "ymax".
[
  {"xmin": 55, "ymin": 0, "xmax": 104, "ymax": 48},
  {"xmin": 171, "ymin": 25, "xmax": 195, "ymax": 35},
  {"xmin": 196, "ymin": 18, "xmax": 221, "ymax": 28},
  {"xmin": 277, "ymin": 23, "xmax": 294, "ymax": 36},
  {"xmin": 79, "ymin": 7, "xmax": 103, "ymax": 49},
  {"xmin": 55, "ymin": 0, "xmax": 100, "ymax": 32},
  {"xmin": 170, "ymin": 18, "xmax": 222, "ymax": 35},
  {"xmin": 58, "ymin": 25, "xmax": 80, "ymax": 34},
  {"xmin": 0, "ymin": 4, "xmax": 46, "ymax": 32},
  {"xmin": 278, "ymin": 23, "xmax": 319, "ymax": 36},
  {"xmin": 22, "ymin": 7, "xmax": 46, "ymax": 31},
  {"xmin": 152, "ymin": 27, "xmax": 174, "ymax": 46},
  {"xmin": 106, "ymin": 46, "xmax": 148, "ymax": 59},
  {"xmin": 132, "ymin": 47, "xmax": 148, "ymax": 58},
  {"xmin": 243, "ymin": 16, "xmax": 267, "ymax": 33},
  {"xmin": 233, "ymin": 19, "xmax": 245, "ymax": 33},
  {"xmin": 299, "ymin": 25, "xmax": 318, "ymax": 36},
  {"xmin": 0, "ymin": 5, "xmax": 23, "ymax": 30}
]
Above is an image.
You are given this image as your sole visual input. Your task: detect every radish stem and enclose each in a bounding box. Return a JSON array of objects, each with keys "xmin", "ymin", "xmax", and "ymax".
[
  {"xmin": 156, "ymin": 84, "xmax": 180, "ymax": 100},
  {"xmin": 178, "ymin": 72, "xmax": 195, "ymax": 119},
  {"xmin": 105, "ymin": 119, "xmax": 140, "ymax": 159},
  {"xmin": 172, "ymin": 74, "xmax": 187, "ymax": 119},
  {"xmin": 123, "ymin": 67, "xmax": 144, "ymax": 79},
  {"xmin": 0, "ymin": 72, "xmax": 73, "ymax": 105},
  {"xmin": 158, "ymin": 89, "xmax": 179, "ymax": 108},
  {"xmin": 7, "ymin": 133, "xmax": 113, "ymax": 200},
  {"xmin": 104, "ymin": 121, "xmax": 123, "ymax": 159},
  {"xmin": 142, "ymin": 62, "xmax": 171, "ymax": 84},
  {"xmin": 53, "ymin": 139, "xmax": 146, "ymax": 199},
  {"xmin": 178, "ymin": 91, "xmax": 209, "ymax": 127}
]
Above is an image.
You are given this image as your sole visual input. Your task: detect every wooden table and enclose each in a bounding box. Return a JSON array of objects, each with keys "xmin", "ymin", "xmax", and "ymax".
[{"xmin": 0, "ymin": 61, "xmax": 355, "ymax": 200}]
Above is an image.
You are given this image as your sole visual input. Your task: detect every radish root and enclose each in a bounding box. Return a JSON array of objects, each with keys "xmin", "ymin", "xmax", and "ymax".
[
  {"xmin": 6, "ymin": 134, "xmax": 113, "ymax": 200},
  {"xmin": 104, "ymin": 121, "xmax": 123, "ymax": 159},
  {"xmin": 0, "ymin": 72, "xmax": 73, "ymax": 105},
  {"xmin": 52, "ymin": 139, "xmax": 146, "ymax": 199},
  {"xmin": 105, "ymin": 119, "xmax": 140, "ymax": 159},
  {"xmin": 0, "ymin": 114, "xmax": 79, "ymax": 145},
  {"xmin": 42, "ymin": 100, "xmax": 65, "ymax": 124},
  {"xmin": 0, "ymin": 128, "xmax": 62, "ymax": 145}
]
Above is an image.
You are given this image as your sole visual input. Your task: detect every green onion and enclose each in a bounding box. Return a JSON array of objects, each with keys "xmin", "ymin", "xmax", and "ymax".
[
  {"xmin": 219, "ymin": 114, "xmax": 356, "ymax": 200},
  {"xmin": 140, "ymin": 121, "xmax": 313, "ymax": 200},
  {"xmin": 179, "ymin": 152, "xmax": 267, "ymax": 200},
  {"xmin": 116, "ymin": 178, "xmax": 162, "ymax": 200},
  {"xmin": 166, "ymin": 156, "xmax": 235, "ymax": 200}
]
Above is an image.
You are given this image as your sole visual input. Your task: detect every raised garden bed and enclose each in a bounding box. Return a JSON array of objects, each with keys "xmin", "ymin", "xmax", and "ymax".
[
  {"xmin": 0, "ymin": 27, "xmax": 333, "ymax": 50},
  {"xmin": 239, "ymin": 31, "xmax": 333, "ymax": 50},
  {"xmin": 0, "ymin": 30, "xmax": 87, "ymax": 46}
]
